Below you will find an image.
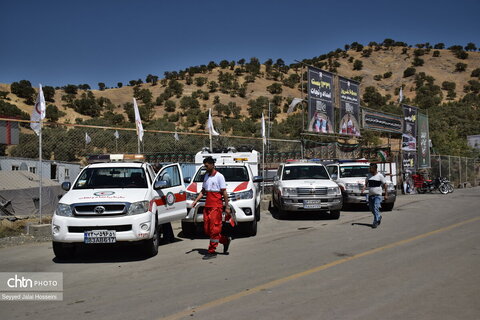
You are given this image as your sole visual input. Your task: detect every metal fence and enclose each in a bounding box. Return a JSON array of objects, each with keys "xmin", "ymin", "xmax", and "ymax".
[
  {"xmin": 431, "ymin": 155, "xmax": 479, "ymax": 188},
  {"xmin": 2, "ymin": 119, "xmax": 479, "ymax": 188}
]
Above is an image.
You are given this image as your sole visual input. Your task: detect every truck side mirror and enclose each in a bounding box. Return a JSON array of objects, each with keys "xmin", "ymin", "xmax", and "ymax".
[
  {"xmin": 184, "ymin": 177, "xmax": 191, "ymax": 184},
  {"xmin": 154, "ymin": 180, "xmax": 169, "ymax": 190},
  {"xmin": 253, "ymin": 176, "xmax": 263, "ymax": 183},
  {"xmin": 61, "ymin": 182, "xmax": 71, "ymax": 191},
  {"xmin": 331, "ymin": 174, "xmax": 337, "ymax": 180}
]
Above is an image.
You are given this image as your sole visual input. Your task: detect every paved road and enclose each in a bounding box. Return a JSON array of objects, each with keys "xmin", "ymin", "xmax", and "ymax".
[{"xmin": 1, "ymin": 188, "xmax": 479, "ymax": 320}]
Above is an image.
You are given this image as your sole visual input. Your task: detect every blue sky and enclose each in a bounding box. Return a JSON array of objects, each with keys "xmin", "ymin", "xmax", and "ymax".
[{"xmin": 1, "ymin": 0, "xmax": 479, "ymax": 88}]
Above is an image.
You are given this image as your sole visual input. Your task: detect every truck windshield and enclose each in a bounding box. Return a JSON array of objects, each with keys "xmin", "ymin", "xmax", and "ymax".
[
  {"xmin": 194, "ymin": 166, "xmax": 249, "ymax": 182},
  {"xmin": 73, "ymin": 167, "xmax": 148, "ymax": 189},
  {"xmin": 339, "ymin": 166, "xmax": 369, "ymax": 178},
  {"xmin": 282, "ymin": 165, "xmax": 329, "ymax": 180}
]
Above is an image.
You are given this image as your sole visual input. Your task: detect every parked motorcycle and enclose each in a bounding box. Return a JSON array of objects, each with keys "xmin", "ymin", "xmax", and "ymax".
[{"xmin": 416, "ymin": 176, "xmax": 451, "ymax": 194}]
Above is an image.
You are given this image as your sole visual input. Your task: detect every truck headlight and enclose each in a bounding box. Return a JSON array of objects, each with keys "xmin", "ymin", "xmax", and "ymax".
[
  {"xmin": 186, "ymin": 192, "xmax": 198, "ymax": 201},
  {"xmin": 55, "ymin": 203, "xmax": 73, "ymax": 217},
  {"xmin": 282, "ymin": 187, "xmax": 297, "ymax": 197},
  {"xmin": 233, "ymin": 189, "xmax": 253, "ymax": 201},
  {"xmin": 128, "ymin": 201, "xmax": 149, "ymax": 215},
  {"xmin": 327, "ymin": 187, "xmax": 341, "ymax": 196},
  {"xmin": 345, "ymin": 183, "xmax": 357, "ymax": 191}
]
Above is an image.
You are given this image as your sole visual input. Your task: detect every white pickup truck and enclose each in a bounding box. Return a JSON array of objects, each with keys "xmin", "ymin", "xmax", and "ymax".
[
  {"xmin": 182, "ymin": 149, "xmax": 263, "ymax": 237},
  {"xmin": 51, "ymin": 154, "xmax": 187, "ymax": 259},
  {"xmin": 326, "ymin": 160, "xmax": 397, "ymax": 211},
  {"xmin": 272, "ymin": 161, "xmax": 343, "ymax": 219}
]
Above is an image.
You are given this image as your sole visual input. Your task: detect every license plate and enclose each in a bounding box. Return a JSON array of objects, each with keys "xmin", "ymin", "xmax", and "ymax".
[
  {"xmin": 303, "ymin": 200, "xmax": 322, "ymax": 209},
  {"xmin": 84, "ymin": 230, "xmax": 116, "ymax": 244}
]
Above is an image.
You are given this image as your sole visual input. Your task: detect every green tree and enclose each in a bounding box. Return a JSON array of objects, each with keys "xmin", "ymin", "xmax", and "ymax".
[
  {"xmin": 10, "ymin": 80, "xmax": 35, "ymax": 104},
  {"xmin": 98, "ymin": 82, "xmax": 106, "ymax": 91},
  {"xmin": 266, "ymin": 83, "xmax": 282, "ymax": 94},
  {"xmin": 403, "ymin": 67, "xmax": 416, "ymax": 77},
  {"xmin": 353, "ymin": 59, "xmax": 363, "ymax": 71},
  {"xmin": 471, "ymin": 68, "xmax": 480, "ymax": 78},
  {"xmin": 208, "ymin": 81, "xmax": 218, "ymax": 92},
  {"xmin": 247, "ymin": 96, "xmax": 269, "ymax": 119},
  {"xmin": 117, "ymin": 82, "xmax": 123, "ymax": 88},
  {"xmin": 433, "ymin": 50, "xmax": 440, "ymax": 57},
  {"xmin": 45, "ymin": 104, "xmax": 66, "ymax": 122},
  {"xmin": 43, "ymin": 86, "xmax": 55, "ymax": 102},
  {"xmin": 64, "ymin": 84, "xmax": 78, "ymax": 95},
  {"xmin": 465, "ymin": 42, "xmax": 477, "ymax": 51},
  {"xmin": 180, "ymin": 96, "xmax": 200, "ymax": 110},
  {"xmin": 455, "ymin": 63, "xmax": 467, "ymax": 72},
  {"xmin": 412, "ymin": 57, "xmax": 424, "ymax": 66}
]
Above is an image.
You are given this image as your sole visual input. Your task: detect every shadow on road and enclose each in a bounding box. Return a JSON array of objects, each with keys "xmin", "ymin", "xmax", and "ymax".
[
  {"xmin": 52, "ymin": 237, "xmax": 182, "ymax": 264},
  {"xmin": 351, "ymin": 222, "xmax": 374, "ymax": 228},
  {"xmin": 268, "ymin": 202, "xmax": 340, "ymax": 221}
]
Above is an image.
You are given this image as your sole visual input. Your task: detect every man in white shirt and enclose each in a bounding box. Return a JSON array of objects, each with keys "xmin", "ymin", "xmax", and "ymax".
[
  {"xmin": 362, "ymin": 163, "xmax": 388, "ymax": 228},
  {"xmin": 192, "ymin": 156, "xmax": 232, "ymax": 259}
]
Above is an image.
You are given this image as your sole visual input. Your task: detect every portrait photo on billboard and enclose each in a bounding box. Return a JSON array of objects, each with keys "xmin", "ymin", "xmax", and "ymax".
[
  {"xmin": 308, "ymin": 99, "xmax": 334, "ymax": 133},
  {"xmin": 402, "ymin": 133, "xmax": 417, "ymax": 152},
  {"xmin": 339, "ymin": 102, "xmax": 360, "ymax": 137}
]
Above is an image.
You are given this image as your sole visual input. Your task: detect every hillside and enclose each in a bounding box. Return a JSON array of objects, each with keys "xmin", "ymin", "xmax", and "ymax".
[{"xmin": 1, "ymin": 42, "xmax": 479, "ymax": 157}]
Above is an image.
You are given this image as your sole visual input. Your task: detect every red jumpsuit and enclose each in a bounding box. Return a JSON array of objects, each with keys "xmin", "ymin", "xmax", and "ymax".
[{"xmin": 202, "ymin": 170, "xmax": 228, "ymax": 254}]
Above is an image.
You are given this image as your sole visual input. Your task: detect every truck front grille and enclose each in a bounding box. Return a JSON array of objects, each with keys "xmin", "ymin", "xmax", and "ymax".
[
  {"xmin": 297, "ymin": 188, "xmax": 327, "ymax": 196},
  {"xmin": 72, "ymin": 203, "xmax": 128, "ymax": 216}
]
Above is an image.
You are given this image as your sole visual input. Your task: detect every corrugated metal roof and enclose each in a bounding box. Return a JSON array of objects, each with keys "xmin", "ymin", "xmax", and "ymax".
[{"xmin": 0, "ymin": 171, "xmax": 60, "ymax": 190}]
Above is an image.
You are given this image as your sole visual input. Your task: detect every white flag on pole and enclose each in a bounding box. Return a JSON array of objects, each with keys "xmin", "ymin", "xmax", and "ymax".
[
  {"xmin": 133, "ymin": 98, "xmax": 144, "ymax": 142},
  {"xmin": 30, "ymin": 84, "xmax": 46, "ymax": 135},
  {"xmin": 174, "ymin": 131, "xmax": 179, "ymax": 141},
  {"xmin": 398, "ymin": 87, "xmax": 404, "ymax": 103},
  {"xmin": 207, "ymin": 108, "xmax": 219, "ymax": 136},
  {"xmin": 287, "ymin": 98, "xmax": 303, "ymax": 114},
  {"xmin": 85, "ymin": 132, "xmax": 91, "ymax": 145},
  {"xmin": 261, "ymin": 112, "xmax": 266, "ymax": 145},
  {"xmin": 114, "ymin": 130, "xmax": 119, "ymax": 139}
]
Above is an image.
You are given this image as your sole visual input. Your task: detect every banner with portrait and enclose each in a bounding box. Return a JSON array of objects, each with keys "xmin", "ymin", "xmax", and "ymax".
[
  {"xmin": 402, "ymin": 151, "xmax": 417, "ymax": 174},
  {"xmin": 402, "ymin": 105, "xmax": 417, "ymax": 152},
  {"xmin": 417, "ymin": 112, "xmax": 431, "ymax": 169},
  {"xmin": 307, "ymin": 67, "xmax": 334, "ymax": 133},
  {"xmin": 338, "ymin": 77, "xmax": 360, "ymax": 136}
]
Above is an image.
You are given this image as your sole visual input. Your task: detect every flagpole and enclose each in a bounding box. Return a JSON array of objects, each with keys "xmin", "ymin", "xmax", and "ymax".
[
  {"xmin": 209, "ymin": 131, "xmax": 212, "ymax": 151},
  {"xmin": 262, "ymin": 136, "xmax": 265, "ymax": 196},
  {"xmin": 38, "ymin": 123, "xmax": 43, "ymax": 224}
]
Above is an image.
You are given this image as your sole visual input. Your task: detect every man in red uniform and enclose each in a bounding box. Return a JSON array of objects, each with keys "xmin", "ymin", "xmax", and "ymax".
[{"xmin": 192, "ymin": 156, "xmax": 232, "ymax": 260}]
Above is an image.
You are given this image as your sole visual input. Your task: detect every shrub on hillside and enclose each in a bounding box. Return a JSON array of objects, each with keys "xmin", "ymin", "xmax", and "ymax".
[
  {"xmin": 433, "ymin": 50, "xmax": 440, "ymax": 57},
  {"xmin": 403, "ymin": 67, "xmax": 416, "ymax": 77},
  {"xmin": 412, "ymin": 57, "xmax": 424, "ymax": 67},
  {"xmin": 267, "ymin": 83, "xmax": 282, "ymax": 94},
  {"xmin": 353, "ymin": 59, "xmax": 363, "ymax": 71},
  {"xmin": 455, "ymin": 63, "xmax": 467, "ymax": 72},
  {"xmin": 471, "ymin": 68, "xmax": 480, "ymax": 78}
]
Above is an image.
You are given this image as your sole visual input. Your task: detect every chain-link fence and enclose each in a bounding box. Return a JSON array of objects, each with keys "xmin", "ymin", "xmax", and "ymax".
[
  {"xmin": 431, "ymin": 155, "xmax": 479, "ymax": 188},
  {"xmin": 2, "ymin": 118, "xmax": 479, "ymax": 188}
]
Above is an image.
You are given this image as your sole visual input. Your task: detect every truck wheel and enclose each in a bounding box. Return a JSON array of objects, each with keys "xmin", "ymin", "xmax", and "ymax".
[
  {"xmin": 181, "ymin": 221, "xmax": 196, "ymax": 238},
  {"xmin": 243, "ymin": 218, "xmax": 257, "ymax": 237},
  {"xmin": 382, "ymin": 203, "xmax": 394, "ymax": 211},
  {"xmin": 330, "ymin": 210, "xmax": 340, "ymax": 220},
  {"xmin": 52, "ymin": 242, "xmax": 76, "ymax": 260},
  {"xmin": 144, "ymin": 223, "xmax": 159, "ymax": 257},
  {"xmin": 255, "ymin": 204, "xmax": 261, "ymax": 222}
]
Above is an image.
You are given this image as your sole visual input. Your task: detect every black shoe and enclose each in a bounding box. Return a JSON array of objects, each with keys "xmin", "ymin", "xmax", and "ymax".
[
  {"xmin": 372, "ymin": 221, "xmax": 378, "ymax": 229},
  {"xmin": 223, "ymin": 237, "xmax": 231, "ymax": 254},
  {"xmin": 202, "ymin": 252, "xmax": 217, "ymax": 260},
  {"xmin": 377, "ymin": 217, "xmax": 382, "ymax": 226}
]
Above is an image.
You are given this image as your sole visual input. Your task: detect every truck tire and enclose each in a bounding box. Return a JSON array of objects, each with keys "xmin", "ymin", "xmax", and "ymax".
[
  {"xmin": 330, "ymin": 210, "xmax": 340, "ymax": 220},
  {"xmin": 243, "ymin": 218, "xmax": 257, "ymax": 237},
  {"xmin": 181, "ymin": 221, "xmax": 196, "ymax": 238},
  {"xmin": 382, "ymin": 203, "xmax": 394, "ymax": 211},
  {"xmin": 255, "ymin": 204, "xmax": 261, "ymax": 222},
  {"xmin": 144, "ymin": 223, "xmax": 159, "ymax": 257},
  {"xmin": 52, "ymin": 242, "xmax": 76, "ymax": 260}
]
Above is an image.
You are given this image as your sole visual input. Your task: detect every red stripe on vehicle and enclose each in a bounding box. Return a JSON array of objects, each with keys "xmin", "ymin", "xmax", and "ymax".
[
  {"xmin": 233, "ymin": 182, "xmax": 249, "ymax": 192},
  {"xmin": 187, "ymin": 183, "xmax": 197, "ymax": 192},
  {"xmin": 150, "ymin": 191, "xmax": 187, "ymax": 210}
]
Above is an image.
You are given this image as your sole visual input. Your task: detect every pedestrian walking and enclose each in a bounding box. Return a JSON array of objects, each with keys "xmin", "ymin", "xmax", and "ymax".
[
  {"xmin": 191, "ymin": 156, "xmax": 232, "ymax": 259},
  {"xmin": 362, "ymin": 163, "xmax": 388, "ymax": 228}
]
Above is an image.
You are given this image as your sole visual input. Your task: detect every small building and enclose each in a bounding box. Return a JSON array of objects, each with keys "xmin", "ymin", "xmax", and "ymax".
[{"xmin": 0, "ymin": 157, "xmax": 81, "ymax": 184}]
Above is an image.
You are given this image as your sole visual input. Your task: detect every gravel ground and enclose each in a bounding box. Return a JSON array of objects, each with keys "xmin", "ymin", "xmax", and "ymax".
[{"xmin": 0, "ymin": 233, "xmax": 51, "ymax": 248}]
